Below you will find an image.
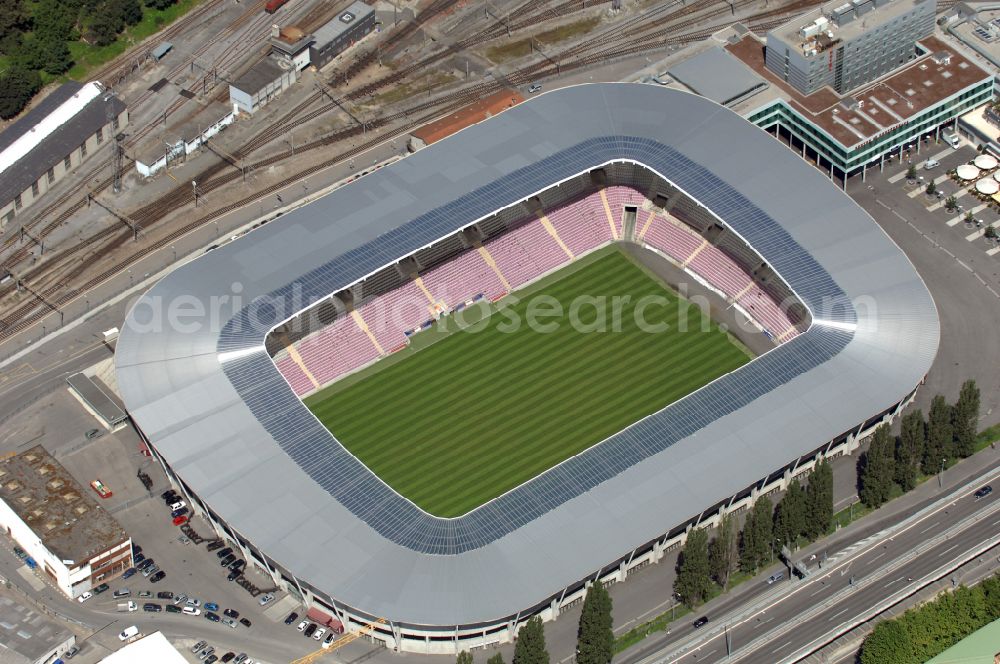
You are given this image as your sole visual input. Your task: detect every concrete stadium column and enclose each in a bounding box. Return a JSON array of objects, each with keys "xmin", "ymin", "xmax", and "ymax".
[
  {"xmin": 618, "ymin": 559, "xmax": 628, "ymax": 582},
  {"xmin": 880, "ymin": 153, "xmax": 884, "ymax": 173},
  {"xmin": 391, "ymin": 621, "xmax": 402, "ymax": 652},
  {"xmin": 550, "ymin": 597, "xmax": 560, "ymax": 619},
  {"xmin": 652, "ymin": 538, "xmax": 665, "ymax": 563}
]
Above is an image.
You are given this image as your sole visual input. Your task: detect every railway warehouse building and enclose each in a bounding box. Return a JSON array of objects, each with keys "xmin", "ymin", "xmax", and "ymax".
[
  {"xmin": 115, "ymin": 84, "xmax": 939, "ymax": 653},
  {"xmin": 0, "ymin": 82, "xmax": 127, "ymax": 227}
]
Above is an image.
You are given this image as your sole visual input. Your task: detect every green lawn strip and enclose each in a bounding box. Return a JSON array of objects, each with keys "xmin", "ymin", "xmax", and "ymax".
[{"xmin": 308, "ymin": 249, "xmax": 749, "ymax": 516}]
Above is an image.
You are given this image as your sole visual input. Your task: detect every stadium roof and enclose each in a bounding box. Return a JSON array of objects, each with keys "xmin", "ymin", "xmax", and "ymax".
[{"xmin": 115, "ymin": 83, "xmax": 939, "ymax": 627}]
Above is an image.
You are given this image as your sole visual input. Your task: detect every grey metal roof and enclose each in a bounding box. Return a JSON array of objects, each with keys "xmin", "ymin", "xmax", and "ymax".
[
  {"xmin": 668, "ymin": 46, "xmax": 768, "ymax": 106},
  {"xmin": 0, "ymin": 594, "xmax": 73, "ymax": 663},
  {"xmin": 66, "ymin": 373, "xmax": 128, "ymax": 426},
  {"xmin": 0, "ymin": 90, "xmax": 124, "ymax": 205},
  {"xmin": 313, "ymin": 1, "xmax": 375, "ymax": 46},
  {"xmin": 114, "ymin": 83, "xmax": 939, "ymax": 627},
  {"xmin": 231, "ymin": 58, "xmax": 284, "ymax": 96}
]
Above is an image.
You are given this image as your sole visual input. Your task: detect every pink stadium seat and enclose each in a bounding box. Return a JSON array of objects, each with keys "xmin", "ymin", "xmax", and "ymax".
[
  {"xmin": 604, "ymin": 185, "xmax": 644, "ymax": 238},
  {"xmin": 296, "ymin": 315, "xmax": 381, "ymax": 386},
  {"xmin": 357, "ymin": 281, "xmax": 429, "ymax": 353},
  {"xmin": 275, "ymin": 355, "xmax": 314, "ymax": 396},
  {"xmin": 688, "ymin": 245, "xmax": 753, "ymax": 298},
  {"xmin": 544, "ymin": 191, "xmax": 614, "ymax": 255},
  {"xmin": 486, "ymin": 218, "xmax": 569, "ymax": 289},
  {"xmin": 738, "ymin": 287, "xmax": 798, "ymax": 340},
  {"xmin": 642, "ymin": 215, "xmax": 703, "ymax": 264},
  {"xmin": 421, "ymin": 249, "xmax": 506, "ymax": 307}
]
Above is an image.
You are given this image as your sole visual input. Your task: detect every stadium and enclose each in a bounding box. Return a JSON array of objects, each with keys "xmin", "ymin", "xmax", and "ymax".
[{"xmin": 114, "ymin": 83, "xmax": 939, "ymax": 653}]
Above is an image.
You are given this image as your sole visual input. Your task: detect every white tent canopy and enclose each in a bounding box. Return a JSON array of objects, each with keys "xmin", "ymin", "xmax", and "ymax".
[
  {"xmin": 975, "ymin": 154, "xmax": 998, "ymax": 170},
  {"xmin": 976, "ymin": 178, "xmax": 999, "ymax": 195},
  {"xmin": 957, "ymin": 164, "xmax": 981, "ymax": 180}
]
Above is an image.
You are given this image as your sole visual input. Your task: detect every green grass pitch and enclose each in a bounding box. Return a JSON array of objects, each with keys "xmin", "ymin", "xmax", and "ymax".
[{"xmin": 304, "ymin": 248, "xmax": 752, "ymax": 518}]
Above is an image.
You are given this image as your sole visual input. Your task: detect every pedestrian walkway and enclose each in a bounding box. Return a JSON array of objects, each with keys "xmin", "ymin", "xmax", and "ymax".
[
  {"xmin": 887, "ymin": 147, "xmax": 954, "ymax": 183},
  {"xmin": 948, "ymin": 203, "xmax": 988, "ymax": 227},
  {"xmin": 965, "ymin": 217, "xmax": 1000, "ymax": 241}
]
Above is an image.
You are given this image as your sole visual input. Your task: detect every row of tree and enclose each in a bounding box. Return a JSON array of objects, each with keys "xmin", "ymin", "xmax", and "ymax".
[
  {"xmin": 456, "ymin": 583, "xmax": 615, "ymax": 664},
  {"xmin": 860, "ymin": 572, "xmax": 1000, "ymax": 664},
  {"xmin": 0, "ymin": 0, "xmax": 178, "ymax": 119},
  {"xmin": 673, "ymin": 460, "xmax": 834, "ymax": 608},
  {"xmin": 860, "ymin": 380, "xmax": 980, "ymax": 509}
]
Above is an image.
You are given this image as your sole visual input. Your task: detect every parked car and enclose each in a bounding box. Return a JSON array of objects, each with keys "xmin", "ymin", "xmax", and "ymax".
[
  {"xmin": 173, "ymin": 515, "xmax": 189, "ymax": 526},
  {"xmin": 223, "ymin": 617, "xmax": 238, "ymax": 629},
  {"xmin": 227, "ymin": 569, "xmax": 241, "ymax": 582},
  {"xmin": 157, "ymin": 591, "xmax": 173, "ymax": 600},
  {"xmin": 132, "ymin": 553, "xmax": 146, "ymax": 566},
  {"xmin": 528, "ymin": 83, "xmax": 542, "ymax": 93},
  {"xmin": 90, "ymin": 479, "xmax": 113, "ymax": 499},
  {"xmin": 171, "ymin": 507, "xmax": 189, "ymax": 518},
  {"xmin": 136, "ymin": 558, "xmax": 153, "ymax": 571},
  {"xmin": 206, "ymin": 612, "xmax": 221, "ymax": 622},
  {"xmin": 235, "ymin": 654, "xmax": 248, "ymax": 664},
  {"xmin": 173, "ymin": 594, "xmax": 188, "ymax": 605},
  {"xmin": 198, "ymin": 646, "xmax": 214, "ymax": 660},
  {"xmin": 122, "ymin": 567, "xmax": 136, "ymax": 580},
  {"xmin": 767, "ymin": 572, "xmax": 784, "ymax": 584},
  {"xmin": 216, "ymin": 548, "xmax": 233, "ymax": 559},
  {"xmin": 224, "ymin": 608, "xmax": 239, "ymax": 618},
  {"xmin": 142, "ymin": 565, "xmax": 159, "ymax": 578},
  {"xmin": 64, "ymin": 645, "xmax": 80, "ymax": 658},
  {"xmin": 229, "ymin": 559, "xmax": 245, "ymax": 571},
  {"xmin": 323, "ymin": 631, "xmax": 337, "ymax": 648},
  {"xmin": 113, "ymin": 588, "xmax": 130, "ymax": 598},
  {"xmin": 187, "ymin": 598, "xmax": 201, "ymax": 607},
  {"xmin": 206, "ymin": 656, "xmax": 218, "ymax": 664},
  {"xmin": 220, "ymin": 555, "xmax": 235, "ymax": 567},
  {"xmin": 169, "ymin": 501, "xmax": 186, "ymax": 511},
  {"xmin": 76, "ymin": 592, "xmax": 93, "ymax": 603},
  {"xmin": 924, "ymin": 159, "xmax": 940, "ymax": 170},
  {"xmin": 191, "ymin": 641, "xmax": 207, "ymax": 653},
  {"xmin": 93, "ymin": 583, "xmax": 110, "ymax": 595},
  {"xmin": 296, "ymin": 620, "xmax": 308, "ymax": 632},
  {"xmin": 692, "ymin": 616, "xmax": 709, "ymax": 629},
  {"xmin": 207, "ymin": 541, "xmax": 224, "ymax": 552},
  {"xmin": 162, "ymin": 490, "xmax": 179, "ymax": 500},
  {"xmin": 118, "ymin": 625, "xmax": 139, "ymax": 641},
  {"xmin": 314, "ymin": 627, "xmax": 327, "ymax": 641},
  {"xmin": 220, "ymin": 654, "xmax": 236, "ymax": 663},
  {"xmin": 239, "ymin": 617, "xmax": 252, "ymax": 628},
  {"xmin": 151, "ymin": 571, "xmax": 166, "ymax": 583},
  {"xmin": 258, "ymin": 593, "xmax": 275, "ymax": 606},
  {"xmin": 205, "ymin": 602, "xmax": 219, "ymax": 612},
  {"xmin": 974, "ymin": 485, "xmax": 993, "ymax": 499},
  {"xmin": 304, "ymin": 623, "xmax": 317, "ymax": 638},
  {"xmin": 143, "ymin": 603, "xmax": 161, "ymax": 612},
  {"xmin": 183, "ymin": 606, "xmax": 202, "ymax": 616},
  {"xmin": 166, "ymin": 604, "xmax": 182, "ymax": 613},
  {"xmin": 285, "ymin": 612, "xmax": 299, "ymax": 625},
  {"xmin": 138, "ymin": 590, "xmax": 152, "ymax": 598}
]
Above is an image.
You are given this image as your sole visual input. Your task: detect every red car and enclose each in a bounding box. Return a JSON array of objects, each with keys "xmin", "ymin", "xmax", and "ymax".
[
  {"xmin": 90, "ymin": 480, "xmax": 113, "ymax": 499},
  {"xmin": 172, "ymin": 515, "xmax": 188, "ymax": 526}
]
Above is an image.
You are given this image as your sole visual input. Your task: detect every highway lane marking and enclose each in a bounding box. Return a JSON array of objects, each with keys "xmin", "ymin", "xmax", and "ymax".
[
  {"xmin": 809, "ymin": 587, "xmax": 826, "ymax": 597},
  {"xmin": 870, "ymin": 551, "xmax": 886, "ymax": 563},
  {"xmin": 939, "ymin": 543, "xmax": 960, "ymax": 557},
  {"xmin": 829, "ymin": 607, "xmax": 850, "ymax": 621},
  {"xmin": 771, "ymin": 640, "xmax": 793, "ymax": 654},
  {"xmin": 919, "ymin": 522, "xmax": 938, "ymax": 534},
  {"xmin": 992, "ymin": 518, "xmax": 1000, "ymax": 527}
]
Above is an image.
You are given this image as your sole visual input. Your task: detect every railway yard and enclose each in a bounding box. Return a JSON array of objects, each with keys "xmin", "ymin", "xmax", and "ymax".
[{"xmin": 0, "ymin": 0, "xmax": 824, "ymax": 357}]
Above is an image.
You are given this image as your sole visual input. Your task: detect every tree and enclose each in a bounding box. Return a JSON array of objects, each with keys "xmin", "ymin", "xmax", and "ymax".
[
  {"xmin": 145, "ymin": 0, "xmax": 177, "ymax": 8},
  {"xmin": 740, "ymin": 497, "xmax": 773, "ymax": 574},
  {"xmin": 924, "ymin": 395, "xmax": 953, "ymax": 474},
  {"xmin": 965, "ymin": 210, "xmax": 975, "ymax": 224},
  {"xmin": 14, "ymin": 35, "xmax": 72, "ymax": 76},
  {"xmin": 773, "ymin": 479, "xmax": 806, "ymax": 549},
  {"xmin": 895, "ymin": 410, "xmax": 925, "ymax": 491},
  {"xmin": 0, "ymin": 0, "xmax": 29, "ymax": 47},
  {"xmin": 945, "ymin": 195, "xmax": 958, "ymax": 211},
  {"xmin": 85, "ymin": 9, "xmax": 123, "ymax": 46},
  {"xmin": 576, "ymin": 584, "xmax": 613, "ymax": 664},
  {"xmin": 457, "ymin": 651, "xmax": 474, "ymax": 664},
  {"xmin": 804, "ymin": 459, "xmax": 834, "ymax": 539},
  {"xmin": 860, "ymin": 424, "xmax": 895, "ymax": 508},
  {"xmin": 987, "ymin": 225, "xmax": 999, "ymax": 240},
  {"xmin": 109, "ymin": 0, "xmax": 143, "ymax": 26},
  {"xmin": 0, "ymin": 65, "xmax": 41, "ymax": 119},
  {"xmin": 674, "ymin": 528, "xmax": 711, "ymax": 607},
  {"xmin": 926, "ymin": 181, "xmax": 937, "ymax": 196},
  {"xmin": 860, "ymin": 619, "xmax": 914, "ymax": 664},
  {"xmin": 33, "ymin": 0, "xmax": 76, "ymax": 43},
  {"xmin": 487, "ymin": 655, "xmax": 505, "ymax": 664},
  {"xmin": 952, "ymin": 379, "xmax": 980, "ymax": 458},
  {"xmin": 709, "ymin": 514, "xmax": 737, "ymax": 589},
  {"xmin": 906, "ymin": 164, "xmax": 917, "ymax": 180},
  {"xmin": 513, "ymin": 617, "xmax": 548, "ymax": 664}
]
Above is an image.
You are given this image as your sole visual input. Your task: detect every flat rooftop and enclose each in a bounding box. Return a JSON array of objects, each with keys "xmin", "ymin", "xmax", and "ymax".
[
  {"xmin": 769, "ymin": 0, "xmax": 932, "ymax": 54},
  {"xmin": 0, "ymin": 594, "xmax": 73, "ymax": 663},
  {"xmin": 668, "ymin": 46, "xmax": 768, "ymax": 107},
  {"xmin": 411, "ymin": 89, "xmax": 524, "ymax": 144},
  {"xmin": 727, "ymin": 34, "xmax": 991, "ymax": 148},
  {"xmin": 0, "ymin": 446, "xmax": 127, "ymax": 565},
  {"xmin": 314, "ymin": 1, "xmax": 374, "ymax": 46}
]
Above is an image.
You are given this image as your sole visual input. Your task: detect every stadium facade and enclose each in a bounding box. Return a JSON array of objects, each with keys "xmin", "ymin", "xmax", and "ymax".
[{"xmin": 115, "ymin": 84, "xmax": 939, "ymax": 653}]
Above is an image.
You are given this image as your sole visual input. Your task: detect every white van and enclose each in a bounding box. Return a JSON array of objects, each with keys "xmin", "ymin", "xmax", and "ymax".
[
  {"xmin": 943, "ymin": 132, "xmax": 960, "ymax": 149},
  {"xmin": 924, "ymin": 159, "xmax": 940, "ymax": 170},
  {"xmin": 118, "ymin": 625, "xmax": 139, "ymax": 641}
]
